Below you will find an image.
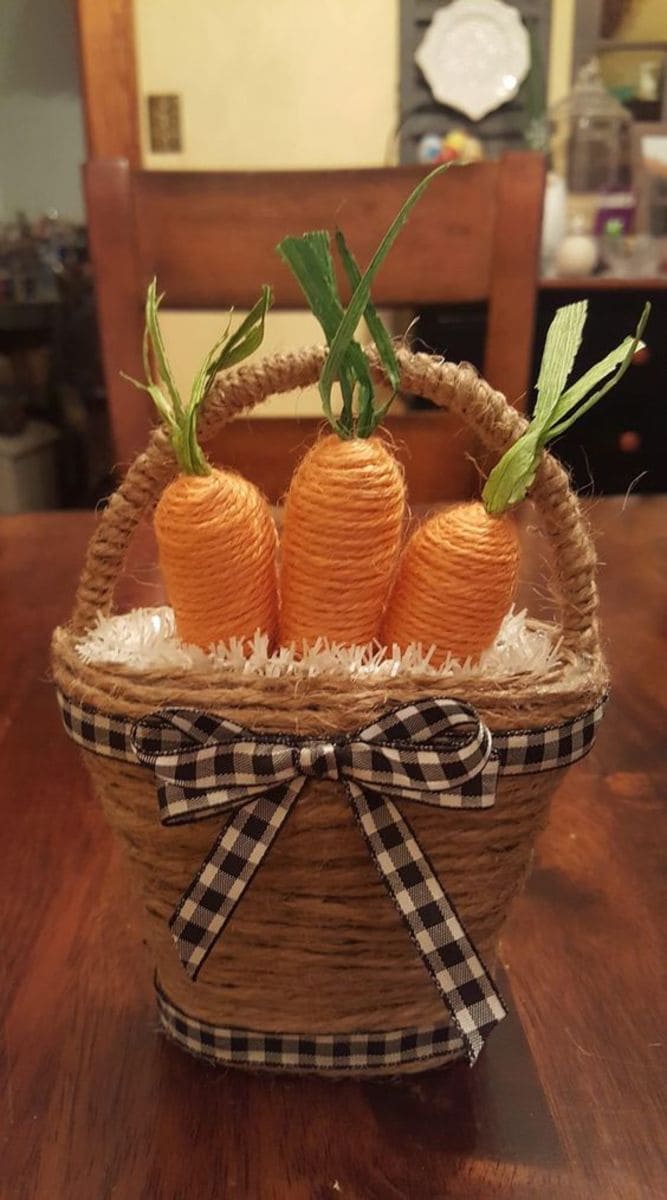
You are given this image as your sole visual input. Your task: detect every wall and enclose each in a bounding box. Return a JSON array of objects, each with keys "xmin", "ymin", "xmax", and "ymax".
[
  {"xmin": 545, "ymin": 0, "xmax": 667, "ymax": 103},
  {"xmin": 601, "ymin": 0, "xmax": 667, "ymax": 92},
  {"xmin": 135, "ymin": 0, "xmax": 399, "ymax": 171},
  {"xmin": 609, "ymin": 0, "xmax": 667, "ymax": 42},
  {"xmin": 0, "ymin": 0, "xmax": 85, "ymax": 221},
  {"xmin": 135, "ymin": 0, "xmax": 400, "ymax": 410},
  {"xmin": 133, "ymin": 0, "xmax": 574, "ymax": 411},
  {"xmin": 548, "ymin": 0, "xmax": 576, "ymax": 105}
]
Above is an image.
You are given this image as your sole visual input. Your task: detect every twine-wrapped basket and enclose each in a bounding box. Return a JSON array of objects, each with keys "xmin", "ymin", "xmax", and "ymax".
[{"xmin": 52, "ymin": 348, "xmax": 608, "ymax": 1076}]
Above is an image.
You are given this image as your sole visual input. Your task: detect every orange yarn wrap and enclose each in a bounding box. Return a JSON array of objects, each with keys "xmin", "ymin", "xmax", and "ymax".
[
  {"xmin": 154, "ymin": 469, "xmax": 278, "ymax": 651},
  {"xmin": 381, "ymin": 502, "xmax": 520, "ymax": 665},
  {"xmin": 279, "ymin": 434, "xmax": 406, "ymax": 648}
]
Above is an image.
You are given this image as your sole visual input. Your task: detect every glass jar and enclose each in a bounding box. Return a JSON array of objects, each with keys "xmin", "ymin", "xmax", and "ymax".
[{"xmin": 549, "ymin": 59, "xmax": 634, "ymax": 232}]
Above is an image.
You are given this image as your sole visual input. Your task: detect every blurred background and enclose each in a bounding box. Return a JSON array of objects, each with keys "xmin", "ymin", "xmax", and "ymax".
[{"xmin": 1, "ymin": 0, "xmax": 665, "ymax": 513}]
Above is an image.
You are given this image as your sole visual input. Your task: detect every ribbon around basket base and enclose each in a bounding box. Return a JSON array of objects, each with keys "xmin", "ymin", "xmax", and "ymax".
[{"xmin": 129, "ymin": 696, "xmax": 579, "ymax": 1065}]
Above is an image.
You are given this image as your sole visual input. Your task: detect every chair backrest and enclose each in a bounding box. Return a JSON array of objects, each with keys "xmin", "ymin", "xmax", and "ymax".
[{"xmin": 85, "ymin": 154, "xmax": 544, "ymax": 500}]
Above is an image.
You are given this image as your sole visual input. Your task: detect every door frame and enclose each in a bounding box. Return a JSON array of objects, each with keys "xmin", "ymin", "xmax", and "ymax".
[{"xmin": 76, "ymin": 0, "xmax": 140, "ymax": 162}]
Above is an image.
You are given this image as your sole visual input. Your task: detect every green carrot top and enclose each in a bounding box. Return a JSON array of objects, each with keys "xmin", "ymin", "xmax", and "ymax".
[
  {"xmin": 129, "ymin": 185, "xmax": 647, "ymax": 496},
  {"xmin": 277, "ymin": 163, "xmax": 453, "ymax": 438},
  {"xmin": 482, "ymin": 299, "xmax": 650, "ymax": 515},
  {"xmin": 278, "ymin": 163, "xmax": 649, "ymax": 489},
  {"xmin": 125, "ymin": 279, "xmax": 272, "ymax": 475}
]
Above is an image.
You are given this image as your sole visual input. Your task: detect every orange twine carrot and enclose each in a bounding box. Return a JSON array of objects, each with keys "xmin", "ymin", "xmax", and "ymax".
[
  {"xmin": 276, "ymin": 167, "xmax": 457, "ymax": 650},
  {"xmin": 155, "ymin": 470, "xmax": 278, "ymax": 651},
  {"xmin": 381, "ymin": 502, "xmax": 520, "ymax": 665},
  {"xmin": 279, "ymin": 433, "xmax": 406, "ymax": 648},
  {"xmin": 382, "ymin": 300, "xmax": 649, "ymax": 665},
  {"xmin": 127, "ymin": 281, "xmax": 278, "ymax": 652}
]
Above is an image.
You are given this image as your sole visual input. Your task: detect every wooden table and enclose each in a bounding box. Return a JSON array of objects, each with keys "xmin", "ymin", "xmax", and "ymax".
[{"xmin": 2, "ymin": 499, "xmax": 665, "ymax": 1200}]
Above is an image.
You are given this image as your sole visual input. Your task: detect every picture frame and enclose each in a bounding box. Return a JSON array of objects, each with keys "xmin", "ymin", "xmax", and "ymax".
[{"xmin": 632, "ymin": 121, "xmax": 667, "ymax": 235}]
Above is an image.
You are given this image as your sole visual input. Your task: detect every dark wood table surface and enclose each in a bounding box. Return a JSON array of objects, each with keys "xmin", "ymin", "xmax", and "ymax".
[{"xmin": 1, "ymin": 498, "xmax": 665, "ymax": 1200}]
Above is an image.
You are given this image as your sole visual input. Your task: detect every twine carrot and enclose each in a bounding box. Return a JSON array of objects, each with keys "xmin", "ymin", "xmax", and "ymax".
[
  {"xmin": 279, "ymin": 432, "xmax": 405, "ymax": 646},
  {"xmin": 382, "ymin": 299, "xmax": 650, "ymax": 665},
  {"xmin": 154, "ymin": 470, "xmax": 278, "ymax": 651},
  {"xmin": 126, "ymin": 281, "xmax": 278, "ymax": 651},
  {"xmin": 381, "ymin": 501, "xmax": 520, "ymax": 664},
  {"xmin": 276, "ymin": 165, "xmax": 451, "ymax": 648}
]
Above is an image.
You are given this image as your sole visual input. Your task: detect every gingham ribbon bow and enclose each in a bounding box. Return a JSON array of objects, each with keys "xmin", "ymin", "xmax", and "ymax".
[{"xmin": 131, "ymin": 697, "xmax": 506, "ymax": 1064}]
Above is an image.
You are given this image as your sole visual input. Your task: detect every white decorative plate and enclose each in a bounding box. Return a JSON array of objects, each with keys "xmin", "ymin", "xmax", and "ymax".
[{"xmin": 415, "ymin": 0, "xmax": 531, "ymax": 122}]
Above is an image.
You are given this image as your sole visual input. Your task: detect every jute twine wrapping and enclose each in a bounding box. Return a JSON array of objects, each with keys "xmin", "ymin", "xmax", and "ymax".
[
  {"xmin": 382, "ymin": 500, "xmax": 521, "ymax": 664},
  {"xmin": 51, "ymin": 349, "xmax": 608, "ymax": 1074},
  {"xmin": 279, "ymin": 433, "xmax": 406, "ymax": 646},
  {"xmin": 154, "ymin": 470, "xmax": 278, "ymax": 650}
]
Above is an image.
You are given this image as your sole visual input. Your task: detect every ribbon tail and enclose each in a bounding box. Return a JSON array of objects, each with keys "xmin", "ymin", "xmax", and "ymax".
[
  {"xmin": 347, "ymin": 783, "xmax": 506, "ymax": 1065},
  {"xmin": 170, "ymin": 779, "xmax": 304, "ymax": 979}
]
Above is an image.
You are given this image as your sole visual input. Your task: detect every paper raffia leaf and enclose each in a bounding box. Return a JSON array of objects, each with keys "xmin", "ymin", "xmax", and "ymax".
[
  {"xmin": 145, "ymin": 279, "xmax": 183, "ymax": 422},
  {"xmin": 120, "ymin": 373, "xmax": 177, "ymax": 433},
  {"xmin": 182, "ymin": 285, "xmax": 273, "ymax": 472},
  {"xmin": 204, "ymin": 286, "xmax": 272, "ymax": 380},
  {"xmin": 128, "ymin": 280, "xmax": 272, "ymax": 476},
  {"xmin": 319, "ymin": 162, "xmax": 454, "ymax": 431},
  {"xmin": 548, "ymin": 304, "xmax": 649, "ymax": 435},
  {"xmin": 278, "ymin": 232, "xmax": 361, "ymax": 432},
  {"xmin": 482, "ymin": 429, "xmax": 542, "ymax": 516},
  {"xmin": 532, "ymin": 299, "xmax": 587, "ymax": 428},
  {"xmin": 277, "ymin": 234, "xmax": 342, "ymax": 340},
  {"xmin": 335, "ymin": 229, "xmax": 401, "ymax": 397},
  {"xmin": 482, "ymin": 300, "xmax": 651, "ymax": 515},
  {"xmin": 278, "ymin": 230, "xmax": 395, "ymax": 435}
]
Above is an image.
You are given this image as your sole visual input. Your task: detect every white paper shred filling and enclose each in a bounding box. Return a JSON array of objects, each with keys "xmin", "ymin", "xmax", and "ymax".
[{"xmin": 75, "ymin": 606, "xmax": 559, "ymax": 681}]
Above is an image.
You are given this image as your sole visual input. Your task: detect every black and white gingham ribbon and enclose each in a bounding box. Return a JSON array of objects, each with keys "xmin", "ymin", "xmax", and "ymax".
[
  {"xmin": 57, "ymin": 690, "xmax": 605, "ymax": 1065},
  {"xmin": 155, "ymin": 976, "xmax": 466, "ymax": 1072}
]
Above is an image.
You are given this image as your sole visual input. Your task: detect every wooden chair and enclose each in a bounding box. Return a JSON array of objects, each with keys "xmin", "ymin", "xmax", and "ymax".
[{"xmin": 84, "ymin": 154, "xmax": 544, "ymax": 502}]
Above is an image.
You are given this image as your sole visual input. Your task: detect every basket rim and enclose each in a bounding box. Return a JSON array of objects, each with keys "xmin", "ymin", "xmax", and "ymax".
[{"xmin": 52, "ymin": 619, "xmax": 608, "ymax": 734}]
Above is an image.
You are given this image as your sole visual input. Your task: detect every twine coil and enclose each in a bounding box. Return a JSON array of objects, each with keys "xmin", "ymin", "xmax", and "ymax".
[
  {"xmin": 52, "ymin": 349, "xmax": 607, "ymax": 1076},
  {"xmin": 154, "ymin": 470, "xmax": 278, "ymax": 650},
  {"xmin": 382, "ymin": 501, "xmax": 521, "ymax": 664},
  {"xmin": 279, "ymin": 433, "xmax": 406, "ymax": 646}
]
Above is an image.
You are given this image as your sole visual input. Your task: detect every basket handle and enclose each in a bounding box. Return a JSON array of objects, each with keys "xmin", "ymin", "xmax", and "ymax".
[{"xmin": 70, "ymin": 346, "xmax": 600, "ymax": 659}]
